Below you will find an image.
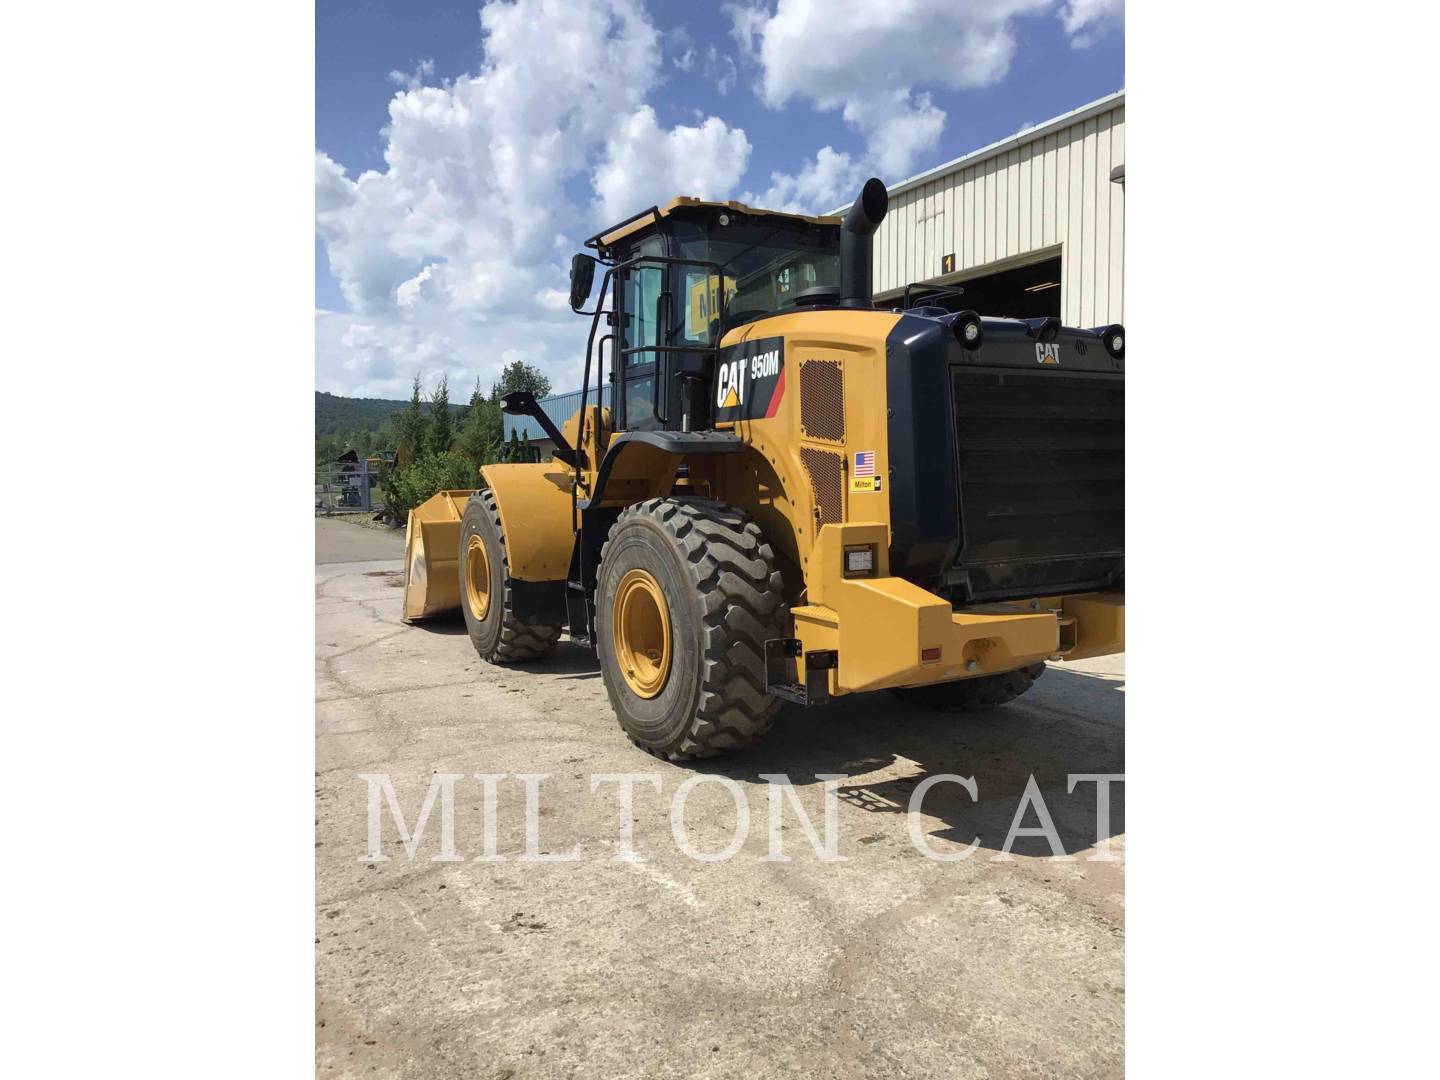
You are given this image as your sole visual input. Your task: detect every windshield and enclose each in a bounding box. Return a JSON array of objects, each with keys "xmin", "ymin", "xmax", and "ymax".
[{"xmin": 671, "ymin": 219, "xmax": 839, "ymax": 342}]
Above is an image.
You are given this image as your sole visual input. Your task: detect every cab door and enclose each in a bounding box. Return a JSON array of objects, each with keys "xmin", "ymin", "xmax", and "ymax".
[{"xmin": 616, "ymin": 262, "xmax": 663, "ymax": 431}]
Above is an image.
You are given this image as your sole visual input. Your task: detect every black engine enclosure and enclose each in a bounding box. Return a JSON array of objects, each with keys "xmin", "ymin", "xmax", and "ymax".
[{"xmin": 885, "ymin": 312, "xmax": 1124, "ymax": 604}]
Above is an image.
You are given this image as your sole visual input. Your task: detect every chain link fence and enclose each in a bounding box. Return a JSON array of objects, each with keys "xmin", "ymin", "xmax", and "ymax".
[{"xmin": 316, "ymin": 458, "xmax": 383, "ymax": 514}]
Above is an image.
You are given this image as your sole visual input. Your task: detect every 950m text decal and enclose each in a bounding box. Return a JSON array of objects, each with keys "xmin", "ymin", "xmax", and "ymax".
[{"xmin": 715, "ymin": 336, "xmax": 785, "ymax": 422}]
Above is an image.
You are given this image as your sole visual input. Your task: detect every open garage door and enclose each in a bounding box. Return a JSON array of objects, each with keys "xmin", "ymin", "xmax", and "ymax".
[{"xmin": 901, "ymin": 255, "xmax": 1062, "ymax": 320}]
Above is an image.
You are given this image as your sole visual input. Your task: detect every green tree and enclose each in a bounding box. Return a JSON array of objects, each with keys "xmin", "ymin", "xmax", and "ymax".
[
  {"xmin": 497, "ymin": 427, "xmax": 538, "ymax": 463},
  {"xmin": 376, "ymin": 416, "xmax": 399, "ymax": 451},
  {"xmin": 429, "ymin": 374, "xmax": 454, "ymax": 457},
  {"xmin": 491, "ymin": 359, "xmax": 551, "ymax": 403},
  {"xmin": 396, "ymin": 374, "xmax": 428, "ymax": 465},
  {"xmin": 315, "ymin": 432, "xmax": 345, "ymax": 469},
  {"xmin": 457, "ymin": 376, "xmax": 501, "ymax": 468},
  {"xmin": 382, "ymin": 450, "xmax": 479, "ymax": 522}
]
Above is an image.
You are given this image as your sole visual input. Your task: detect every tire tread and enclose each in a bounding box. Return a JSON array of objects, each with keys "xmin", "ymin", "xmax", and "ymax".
[
  {"xmin": 598, "ymin": 497, "xmax": 784, "ymax": 760},
  {"xmin": 471, "ymin": 489, "xmax": 561, "ymax": 663}
]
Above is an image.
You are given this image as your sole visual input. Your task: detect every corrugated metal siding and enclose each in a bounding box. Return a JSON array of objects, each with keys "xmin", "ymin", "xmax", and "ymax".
[
  {"xmin": 502, "ymin": 384, "xmax": 613, "ymax": 442},
  {"xmin": 873, "ymin": 97, "xmax": 1124, "ymax": 327}
]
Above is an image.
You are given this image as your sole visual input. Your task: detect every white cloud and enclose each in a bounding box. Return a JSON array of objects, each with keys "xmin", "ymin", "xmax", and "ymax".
[
  {"xmin": 743, "ymin": 145, "xmax": 864, "ymax": 215},
  {"xmin": 592, "ymin": 106, "xmax": 752, "ymax": 222},
  {"xmin": 316, "ymin": 0, "xmax": 751, "ymax": 399},
  {"xmin": 704, "ymin": 45, "xmax": 738, "ymax": 96},
  {"xmin": 666, "ymin": 26, "xmax": 738, "ymax": 94},
  {"xmin": 394, "ymin": 263, "xmax": 440, "ymax": 308},
  {"xmin": 726, "ymin": 1, "xmax": 768, "ymax": 55},
  {"xmin": 387, "ymin": 59, "xmax": 435, "ymax": 92},
  {"xmin": 1060, "ymin": 0, "xmax": 1124, "ymax": 48},
  {"xmin": 842, "ymin": 90, "xmax": 946, "ymax": 180},
  {"xmin": 729, "ymin": 0, "xmax": 1049, "ymax": 179}
]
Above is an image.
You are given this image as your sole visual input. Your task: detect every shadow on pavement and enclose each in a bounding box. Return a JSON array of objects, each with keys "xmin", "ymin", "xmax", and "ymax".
[
  {"xmin": 530, "ymin": 642, "xmax": 602, "ymax": 678},
  {"xmin": 408, "ymin": 612, "xmax": 469, "ymax": 636},
  {"xmin": 694, "ymin": 665, "xmax": 1125, "ymax": 857}
]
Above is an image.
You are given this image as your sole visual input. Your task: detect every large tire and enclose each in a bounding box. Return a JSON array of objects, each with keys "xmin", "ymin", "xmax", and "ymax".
[
  {"xmin": 459, "ymin": 490, "xmax": 561, "ymax": 663},
  {"xmin": 595, "ymin": 498, "xmax": 785, "ymax": 760},
  {"xmin": 890, "ymin": 662, "xmax": 1046, "ymax": 711}
]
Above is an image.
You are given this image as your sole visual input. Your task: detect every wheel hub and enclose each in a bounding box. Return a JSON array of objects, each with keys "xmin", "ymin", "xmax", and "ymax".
[
  {"xmin": 613, "ymin": 568, "xmax": 671, "ymax": 698},
  {"xmin": 465, "ymin": 533, "xmax": 491, "ymax": 621}
]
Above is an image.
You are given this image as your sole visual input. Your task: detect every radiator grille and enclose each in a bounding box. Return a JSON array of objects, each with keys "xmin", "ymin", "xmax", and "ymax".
[
  {"xmin": 799, "ymin": 359, "xmax": 845, "ymax": 442},
  {"xmin": 952, "ymin": 369, "xmax": 1123, "ymax": 598},
  {"xmin": 799, "ymin": 447, "xmax": 845, "ymax": 526}
]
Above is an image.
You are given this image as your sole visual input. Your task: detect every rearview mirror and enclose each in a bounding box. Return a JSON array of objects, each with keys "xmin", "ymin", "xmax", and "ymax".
[{"xmin": 569, "ymin": 253, "xmax": 596, "ymax": 310}]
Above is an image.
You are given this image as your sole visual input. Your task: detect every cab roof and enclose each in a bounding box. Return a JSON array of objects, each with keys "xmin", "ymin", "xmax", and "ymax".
[{"xmin": 586, "ymin": 196, "xmax": 840, "ymax": 256}]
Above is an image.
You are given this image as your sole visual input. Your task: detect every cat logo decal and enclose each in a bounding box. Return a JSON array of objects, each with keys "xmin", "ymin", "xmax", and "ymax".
[{"xmin": 714, "ymin": 338, "xmax": 785, "ymax": 421}]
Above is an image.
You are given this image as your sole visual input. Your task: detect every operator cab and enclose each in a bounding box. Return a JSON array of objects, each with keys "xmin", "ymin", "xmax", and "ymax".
[{"xmin": 572, "ymin": 198, "xmax": 842, "ymax": 432}]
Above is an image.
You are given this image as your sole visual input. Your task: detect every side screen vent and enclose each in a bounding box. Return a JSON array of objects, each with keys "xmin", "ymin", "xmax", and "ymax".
[
  {"xmin": 800, "ymin": 447, "xmax": 845, "ymax": 525},
  {"xmin": 799, "ymin": 359, "xmax": 845, "ymax": 442}
]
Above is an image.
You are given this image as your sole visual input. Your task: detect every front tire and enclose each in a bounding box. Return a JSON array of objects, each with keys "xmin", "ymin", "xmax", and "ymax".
[
  {"xmin": 459, "ymin": 490, "xmax": 561, "ymax": 663},
  {"xmin": 596, "ymin": 498, "xmax": 785, "ymax": 760},
  {"xmin": 890, "ymin": 663, "xmax": 1046, "ymax": 711}
]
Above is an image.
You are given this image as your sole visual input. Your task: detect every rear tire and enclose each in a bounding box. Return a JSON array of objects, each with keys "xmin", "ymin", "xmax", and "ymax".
[
  {"xmin": 890, "ymin": 663, "xmax": 1046, "ymax": 711},
  {"xmin": 459, "ymin": 490, "xmax": 561, "ymax": 663},
  {"xmin": 596, "ymin": 498, "xmax": 785, "ymax": 760}
]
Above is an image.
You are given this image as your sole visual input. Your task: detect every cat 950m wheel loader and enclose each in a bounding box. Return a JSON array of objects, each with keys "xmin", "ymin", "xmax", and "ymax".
[{"xmin": 402, "ymin": 178, "xmax": 1124, "ymax": 760}]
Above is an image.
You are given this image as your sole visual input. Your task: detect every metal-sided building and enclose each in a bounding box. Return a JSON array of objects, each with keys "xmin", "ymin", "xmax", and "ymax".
[
  {"xmin": 853, "ymin": 89, "xmax": 1124, "ymax": 325},
  {"xmin": 502, "ymin": 384, "xmax": 613, "ymax": 457},
  {"xmin": 504, "ymin": 91, "xmax": 1124, "ymax": 445}
]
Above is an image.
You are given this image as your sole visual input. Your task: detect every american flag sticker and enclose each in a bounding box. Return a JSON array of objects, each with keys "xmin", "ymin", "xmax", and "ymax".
[{"xmin": 853, "ymin": 451, "xmax": 875, "ymax": 477}]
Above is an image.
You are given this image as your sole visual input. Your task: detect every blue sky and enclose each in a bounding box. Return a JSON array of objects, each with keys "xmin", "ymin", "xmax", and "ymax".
[{"xmin": 316, "ymin": 0, "xmax": 1123, "ymax": 399}]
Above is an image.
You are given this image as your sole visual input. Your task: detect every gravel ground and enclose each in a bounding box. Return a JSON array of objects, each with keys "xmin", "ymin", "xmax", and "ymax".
[{"xmin": 317, "ymin": 510, "xmax": 403, "ymax": 533}]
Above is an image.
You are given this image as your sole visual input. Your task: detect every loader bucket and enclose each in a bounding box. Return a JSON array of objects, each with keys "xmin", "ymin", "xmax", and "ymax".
[{"xmin": 401, "ymin": 489, "xmax": 477, "ymax": 622}]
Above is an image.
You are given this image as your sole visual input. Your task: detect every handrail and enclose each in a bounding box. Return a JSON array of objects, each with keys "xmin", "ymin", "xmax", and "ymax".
[{"xmin": 571, "ymin": 253, "xmax": 734, "ymax": 530}]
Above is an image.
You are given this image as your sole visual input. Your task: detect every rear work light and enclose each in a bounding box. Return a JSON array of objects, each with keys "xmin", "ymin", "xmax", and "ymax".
[
  {"xmin": 1101, "ymin": 324, "xmax": 1125, "ymax": 359},
  {"xmin": 952, "ymin": 309, "xmax": 983, "ymax": 349}
]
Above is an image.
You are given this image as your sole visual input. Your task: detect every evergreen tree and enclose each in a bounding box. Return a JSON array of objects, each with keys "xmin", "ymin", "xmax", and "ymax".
[
  {"xmin": 498, "ymin": 427, "xmax": 536, "ymax": 463},
  {"xmin": 458, "ymin": 376, "xmax": 500, "ymax": 467},
  {"xmin": 396, "ymin": 374, "xmax": 428, "ymax": 465},
  {"xmin": 429, "ymin": 374, "xmax": 453, "ymax": 457}
]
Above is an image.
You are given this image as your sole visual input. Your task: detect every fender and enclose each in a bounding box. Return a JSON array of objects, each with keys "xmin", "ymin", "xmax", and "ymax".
[
  {"xmin": 579, "ymin": 429, "xmax": 743, "ymax": 509},
  {"xmin": 478, "ymin": 462, "xmax": 574, "ymax": 625}
]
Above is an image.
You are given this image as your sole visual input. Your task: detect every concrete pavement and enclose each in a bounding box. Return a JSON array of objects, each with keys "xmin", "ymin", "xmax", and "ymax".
[
  {"xmin": 316, "ymin": 519, "xmax": 1125, "ymax": 1079},
  {"xmin": 317, "ymin": 515, "xmax": 405, "ymax": 565}
]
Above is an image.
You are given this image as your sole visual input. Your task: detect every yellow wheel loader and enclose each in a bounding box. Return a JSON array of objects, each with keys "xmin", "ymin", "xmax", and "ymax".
[{"xmin": 403, "ymin": 178, "xmax": 1124, "ymax": 760}]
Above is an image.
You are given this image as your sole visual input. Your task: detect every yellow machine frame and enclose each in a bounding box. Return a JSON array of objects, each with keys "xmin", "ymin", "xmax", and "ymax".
[
  {"xmin": 409, "ymin": 306, "xmax": 1122, "ymax": 695},
  {"xmin": 403, "ymin": 190, "xmax": 1122, "ymax": 702}
]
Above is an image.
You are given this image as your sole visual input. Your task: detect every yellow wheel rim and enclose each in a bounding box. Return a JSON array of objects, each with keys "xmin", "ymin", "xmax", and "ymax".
[
  {"xmin": 465, "ymin": 534, "xmax": 491, "ymax": 621},
  {"xmin": 613, "ymin": 568, "xmax": 671, "ymax": 698}
]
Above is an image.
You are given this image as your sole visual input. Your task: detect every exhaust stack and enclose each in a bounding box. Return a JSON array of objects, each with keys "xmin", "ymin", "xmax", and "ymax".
[{"xmin": 839, "ymin": 177, "xmax": 889, "ymax": 308}]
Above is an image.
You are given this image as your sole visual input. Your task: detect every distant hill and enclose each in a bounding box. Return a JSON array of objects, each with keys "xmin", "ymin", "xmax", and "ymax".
[{"xmin": 315, "ymin": 391, "xmax": 466, "ymax": 436}]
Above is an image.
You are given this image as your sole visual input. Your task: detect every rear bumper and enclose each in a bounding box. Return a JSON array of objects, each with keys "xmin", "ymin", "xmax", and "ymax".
[{"xmin": 787, "ymin": 523, "xmax": 1123, "ymax": 696}]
